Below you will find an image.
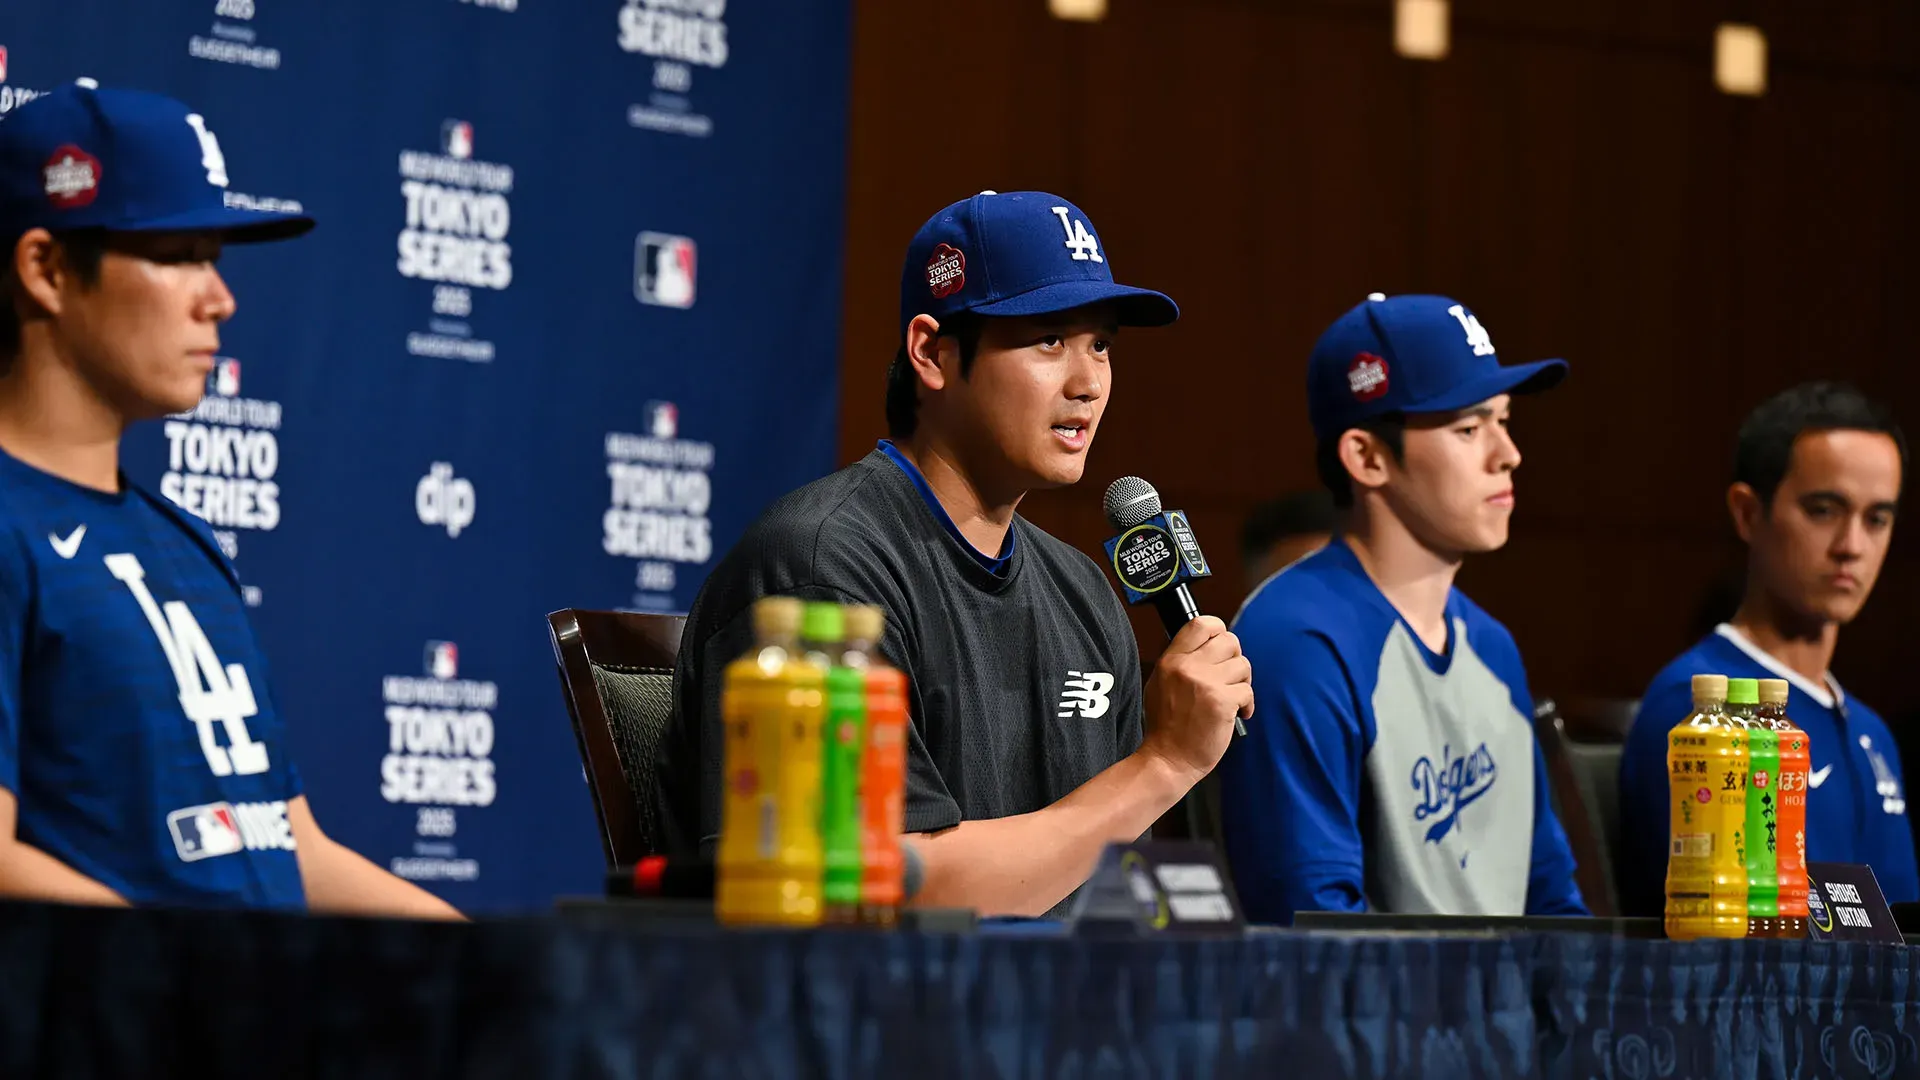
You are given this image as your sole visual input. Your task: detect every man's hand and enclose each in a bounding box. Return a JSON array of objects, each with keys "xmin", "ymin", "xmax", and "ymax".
[
  {"xmin": 289, "ymin": 797, "xmax": 464, "ymax": 920},
  {"xmin": 1140, "ymin": 616, "xmax": 1253, "ymax": 783}
]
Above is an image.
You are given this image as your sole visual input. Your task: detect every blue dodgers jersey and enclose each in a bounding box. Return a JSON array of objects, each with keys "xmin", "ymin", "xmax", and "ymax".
[
  {"xmin": 0, "ymin": 450, "xmax": 304, "ymax": 910},
  {"xmin": 1219, "ymin": 540, "xmax": 1586, "ymax": 925},
  {"xmin": 1617, "ymin": 626, "xmax": 1919, "ymax": 916}
]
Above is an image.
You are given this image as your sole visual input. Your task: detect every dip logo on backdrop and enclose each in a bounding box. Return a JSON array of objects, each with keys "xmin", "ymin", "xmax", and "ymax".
[
  {"xmin": 398, "ymin": 120, "xmax": 515, "ymax": 363},
  {"xmin": 619, "ymin": 0, "xmax": 728, "ymax": 138},
  {"xmin": 160, "ymin": 356, "xmax": 282, "ymax": 603},
  {"xmin": 380, "ymin": 643, "xmax": 498, "ymax": 884},
  {"xmin": 604, "ymin": 407, "xmax": 715, "ymax": 610},
  {"xmin": 416, "ymin": 462, "xmax": 477, "ymax": 538},
  {"xmin": 635, "ymin": 232, "xmax": 696, "ymax": 309},
  {"xmin": 191, "ymin": 0, "xmax": 283, "ymax": 70}
]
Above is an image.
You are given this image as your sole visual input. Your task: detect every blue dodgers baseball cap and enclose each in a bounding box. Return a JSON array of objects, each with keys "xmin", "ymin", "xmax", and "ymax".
[
  {"xmin": 899, "ymin": 190, "xmax": 1177, "ymax": 339},
  {"xmin": 1306, "ymin": 293, "xmax": 1567, "ymax": 440},
  {"xmin": 0, "ymin": 81, "xmax": 312, "ymax": 246}
]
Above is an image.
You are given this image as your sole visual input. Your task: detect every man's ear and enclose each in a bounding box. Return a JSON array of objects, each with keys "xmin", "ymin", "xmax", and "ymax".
[
  {"xmin": 904, "ymin": 313, "xmax": 950, "ymax": 395},
  {"xmin": 1728, "ymin": 482, "xmax": 1765, "ymax": 544},
  {"xmin": 11, "ymin": 228, "xmax": 69, "ymax": 321},
  {"xmin": 1338, "ymin": 428, "xmax": 1394, "ymax": 501}
]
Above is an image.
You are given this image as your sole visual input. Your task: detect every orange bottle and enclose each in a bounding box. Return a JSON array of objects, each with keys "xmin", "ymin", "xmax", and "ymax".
[
  {"xmin": 847, "ymin": 604, "xmax": 908, "ymax": 927},
  {"xmin": 1758, "ymin": 678, "xmax": 1810, "ymax": 938}
]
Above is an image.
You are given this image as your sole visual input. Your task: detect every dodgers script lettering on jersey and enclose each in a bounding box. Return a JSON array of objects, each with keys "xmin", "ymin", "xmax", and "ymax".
[
  {"xmin": 1411, "ymin": 742, "xmax": 1499, "ymax": 844},
  {"xmin": 0, "ymin": 450, "xmax": 306, "ymax": 910}
]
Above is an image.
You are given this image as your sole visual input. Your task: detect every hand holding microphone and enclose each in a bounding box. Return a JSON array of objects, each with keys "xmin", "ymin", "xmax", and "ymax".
[
  {"xmin": 1143, "ymin": 615, "xmax": 1254, "ymax": 780},
  {"xmin": 1101, "ymin": 477, "xmax": 1253, "ymax": 756}
]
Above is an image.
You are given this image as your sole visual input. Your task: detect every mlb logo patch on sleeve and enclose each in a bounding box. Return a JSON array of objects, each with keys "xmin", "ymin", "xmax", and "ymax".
[
  {"xmin": 167, "ymin": 800, "xmax": 296, "ymax": 861},
  {"xmin": 168, "ymin": 802, "xmax": 244, "ymax": 861}
]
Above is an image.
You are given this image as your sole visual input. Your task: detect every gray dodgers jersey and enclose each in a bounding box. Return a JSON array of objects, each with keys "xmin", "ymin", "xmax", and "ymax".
[{"xmin": 1218, "ymin": 539, "xmax": 1585, "ymax": 924}]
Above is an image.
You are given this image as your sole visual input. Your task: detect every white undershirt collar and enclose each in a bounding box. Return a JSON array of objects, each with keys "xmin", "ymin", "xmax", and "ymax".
[{"xmin": 1714, "ymin": 623, "xmax": 1845, "ymax": 711}]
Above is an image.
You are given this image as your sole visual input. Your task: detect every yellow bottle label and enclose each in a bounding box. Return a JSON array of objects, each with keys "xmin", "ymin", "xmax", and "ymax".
[
  {"xmin": 717, "ymin": 649, "xmax": 825, "ymax": 927},
  {"xmin": 1666, "ymin": 720, "xmax": 1749, "ymax": 940}
]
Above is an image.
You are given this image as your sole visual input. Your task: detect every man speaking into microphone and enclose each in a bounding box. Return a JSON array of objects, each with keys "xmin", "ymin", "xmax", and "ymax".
[{"xmin": 655, "ymin": 192, "xmax": 1253, "ymax": 917}]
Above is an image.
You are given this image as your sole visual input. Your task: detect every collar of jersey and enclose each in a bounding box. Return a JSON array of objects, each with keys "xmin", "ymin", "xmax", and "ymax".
[
  {"xmin": 0, "ymin": 447, "xmax": 134, "ymax": 505},
  {"xmin": 876, "ymin": 440, "xmax": 1015, "ymax": 577},
  {"xmin": 1713, "ymin": 622, "xmax": 1845, "ymax": 711},
  {"xmin": 1323, "ymin": 535, "xmax": 1461, "ymax": 675}
]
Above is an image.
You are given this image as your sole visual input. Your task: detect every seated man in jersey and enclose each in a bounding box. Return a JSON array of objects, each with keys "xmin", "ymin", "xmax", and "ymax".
[
  {"xmin": 656, "ymin": 192, "xmax": 1255, "ymax": 916},
  {"xmin": 1218, "ymin": 294, "xmax": 1588, "ymax": 924},
  {"xmin": 1617, "ymin": 382, "xmax": 1913, "ymax": 914},
  {"xmin": 0, "ymin": 83, "xmax": 457, "ymax": 916}
]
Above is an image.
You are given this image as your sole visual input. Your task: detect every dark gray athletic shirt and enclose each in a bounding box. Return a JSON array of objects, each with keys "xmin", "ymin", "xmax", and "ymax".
[{"xmin": 654, "ymin": 448, "xmax": 1145, "ymax": 858}]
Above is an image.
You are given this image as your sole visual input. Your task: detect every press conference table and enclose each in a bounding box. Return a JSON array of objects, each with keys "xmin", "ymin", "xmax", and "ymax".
[{"xmin": 1, "ymin": 898, "xmax": 1914, "ymax": 1079}]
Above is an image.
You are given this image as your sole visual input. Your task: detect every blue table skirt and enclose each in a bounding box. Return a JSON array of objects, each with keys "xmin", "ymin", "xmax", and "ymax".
[{"xmin": 0, "ymin": 900, "xmax": 1913, "ymax": 1078}]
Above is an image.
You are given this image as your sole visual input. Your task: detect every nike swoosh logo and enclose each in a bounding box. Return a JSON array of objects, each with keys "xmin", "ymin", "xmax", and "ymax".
[
  {"xmin": 1810, "ymin": 764, "xmax": 1833, "ymax": 789},
  {"xmin": 48, "ymin": 524, "xmax": 85, "ymax": 560}
]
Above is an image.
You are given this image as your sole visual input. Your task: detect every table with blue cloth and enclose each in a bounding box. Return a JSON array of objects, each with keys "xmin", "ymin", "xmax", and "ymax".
[{"xmin": 0, "ymin": 899, "xmax": 1914, "ymax": 1078}]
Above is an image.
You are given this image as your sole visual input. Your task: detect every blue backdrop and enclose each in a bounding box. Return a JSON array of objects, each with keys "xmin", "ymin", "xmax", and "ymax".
[{"xmin": 0, "ymin": 0, "xmax": 850, "ymax": 912}]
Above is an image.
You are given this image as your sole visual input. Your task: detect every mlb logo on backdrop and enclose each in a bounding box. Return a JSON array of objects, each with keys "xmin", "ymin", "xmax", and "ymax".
[
  {"xmin": 636, "ymin": 232, "xmax": 696, "ymax": 309},
  {"xmin": 426, "ymin": 641, "xmax": 459, "ymax": 680},
  {"xmin": 442, "ymin": 120, "xmax": 474, "ymax": 161},
  {"xmin": 647, "ymin": 401, "xmax": 678, "ymax": 440},
  {"xmin": 168, "ymin": 802, "xmax": 243, "ymax": 862},
  {"xmin": 0, "ymin": 46, "xmax": 9, "ymax": 84},
  {"xmin": 211, "ymin": 358, "xmax": 241, "ymax": 398}
]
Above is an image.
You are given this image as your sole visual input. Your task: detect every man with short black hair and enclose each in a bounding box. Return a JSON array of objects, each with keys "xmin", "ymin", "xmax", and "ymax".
[
  {"xmin": 1617, "ymin": 381, "xmax": 1913, "ymax": 914},
  {"xmin": 657, "ymin": 192, "xmax": 1255, "ymax": 917},
  {"xmin": 0, "ymin": 82, "xmax": 458, "ymax": 917},
  {"xmin": 1219, "ymin": 293, "xmax": 1587, "ymax": 925}
]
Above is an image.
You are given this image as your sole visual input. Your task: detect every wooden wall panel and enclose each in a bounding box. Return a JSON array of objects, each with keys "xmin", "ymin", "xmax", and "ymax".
[{"xmin": 839, "ymin": 0, "xmax": 1919, "ymax": 722}]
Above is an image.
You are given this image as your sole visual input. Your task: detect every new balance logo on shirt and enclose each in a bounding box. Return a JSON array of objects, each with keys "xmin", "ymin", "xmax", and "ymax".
[{"xmin": 1058, "ymin": 671, "xmax": 1114, "ymax": 719}]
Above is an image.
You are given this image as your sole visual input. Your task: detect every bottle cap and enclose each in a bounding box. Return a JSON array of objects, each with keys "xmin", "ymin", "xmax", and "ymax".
[
  {"xmin": 802, "ymin": 601, "xmax": 845, "ymax": 644},
  {"xmin": 751, "ymin": 596, "xmax": 804, "ymax": 639},
  {"xmin": 844, "ymin": 604, "xmax": 885, "ymax": 644},
  {"xmin": 1758, "ymin": 678, "xmax": 1789, "ymax": 705},
  {"xmin": 1726, "ymin": 677, "xmax": 1759, "ymax": 706},
  {"xmin": 1690, "ymin": 674, "xmax": 1728, "ymax": 703}
]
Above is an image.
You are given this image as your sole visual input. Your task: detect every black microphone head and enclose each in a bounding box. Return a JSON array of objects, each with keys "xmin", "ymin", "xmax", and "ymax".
[{"xmin": 1103, "ymin": 476, "xmax": 1162, "ymax": 530}]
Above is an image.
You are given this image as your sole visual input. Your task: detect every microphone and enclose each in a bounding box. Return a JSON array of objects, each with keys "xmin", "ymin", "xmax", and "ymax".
[{"xmin": 1101, "ymin": 476, "xmax": 1244, "ymax": 737}]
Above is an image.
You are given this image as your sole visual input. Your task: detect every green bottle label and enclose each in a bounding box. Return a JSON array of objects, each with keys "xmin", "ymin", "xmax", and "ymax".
[
  {"xmin": 820, "ymin": 666, "xmax": 866, "ymax": 904},
  {"xmin": 1744, "ymin": 724, "xmax": 1780, "ymax": 917}
]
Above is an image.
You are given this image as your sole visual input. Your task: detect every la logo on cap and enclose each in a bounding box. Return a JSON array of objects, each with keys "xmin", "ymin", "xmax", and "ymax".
[
  {"xmin": 926, "ymin": 243, "xmax": 965, "ymax": 299},
  {"xmin": 1348, "ymin": 352, "xmax": 1389, "ymax": 401},
  {"xmin": 43, "ymin": 144, "xmax": 101, "ymax": 209}
]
